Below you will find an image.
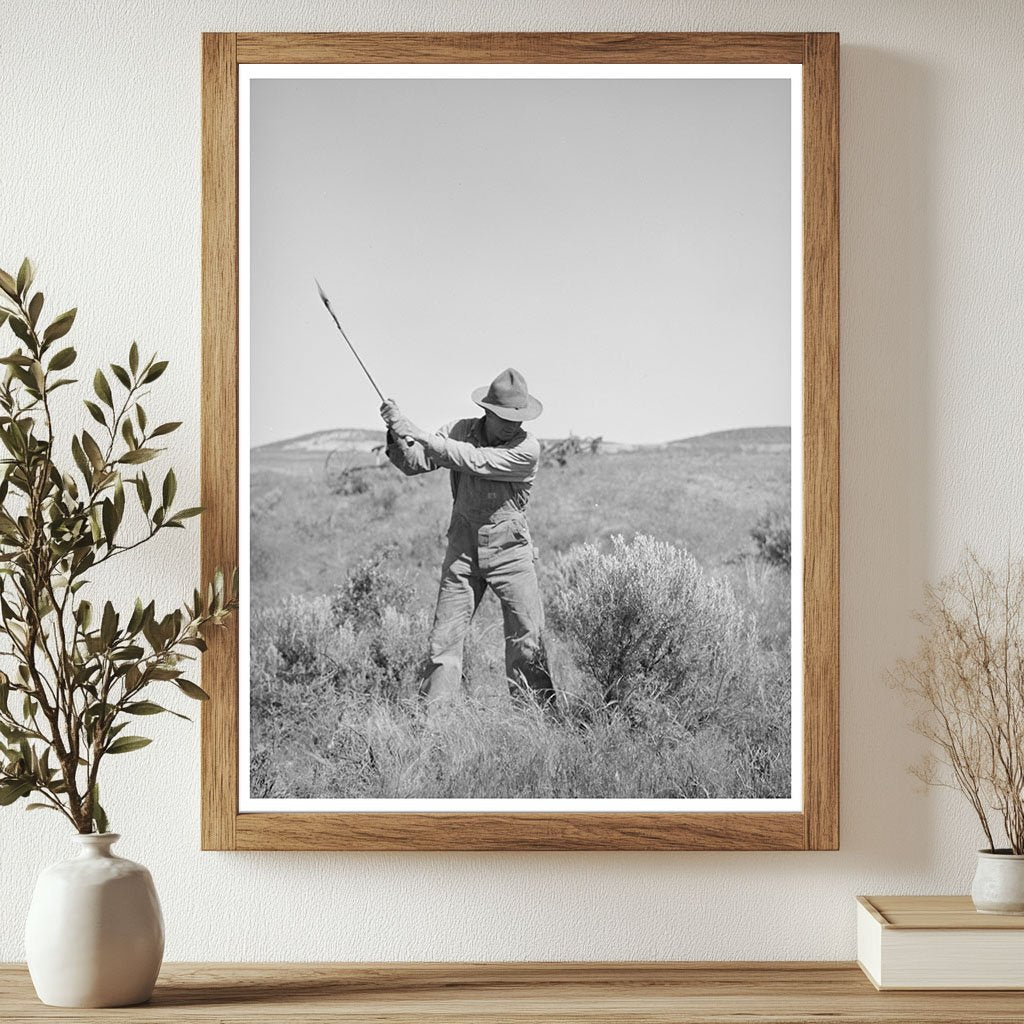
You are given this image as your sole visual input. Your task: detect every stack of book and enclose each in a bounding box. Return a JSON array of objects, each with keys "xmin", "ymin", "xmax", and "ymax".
[{"xmin": 857, "ymin": 895, "xmax": 1024, "ymax": 990}]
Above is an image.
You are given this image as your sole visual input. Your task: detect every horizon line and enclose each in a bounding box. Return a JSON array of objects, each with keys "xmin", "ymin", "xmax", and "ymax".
[{"xmin": 250, "ymin": 423, "xmax": 792, "ymax": 453}]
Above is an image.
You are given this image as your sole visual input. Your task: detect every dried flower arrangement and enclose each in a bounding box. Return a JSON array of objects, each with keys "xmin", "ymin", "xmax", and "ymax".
[{"xmin": 895, "ymin": 551, "xmax": 1024, "ymax": 853}]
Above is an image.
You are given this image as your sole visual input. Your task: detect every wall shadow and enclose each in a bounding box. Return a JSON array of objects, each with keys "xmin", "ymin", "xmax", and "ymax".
[{"xmin": 836, "ymin": 46, "xmax": 937, "ymax": 871}]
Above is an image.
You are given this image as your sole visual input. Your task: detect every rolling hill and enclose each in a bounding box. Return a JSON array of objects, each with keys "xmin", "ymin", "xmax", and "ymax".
[{"xmin": 253, "ymin": 424, "xmax": 790, "ymax": 455}]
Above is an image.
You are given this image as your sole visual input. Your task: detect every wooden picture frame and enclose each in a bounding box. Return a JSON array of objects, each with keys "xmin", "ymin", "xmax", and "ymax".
[{"xmin": 201, "ymin": 32, "xmax": 839, "ymax": 851}]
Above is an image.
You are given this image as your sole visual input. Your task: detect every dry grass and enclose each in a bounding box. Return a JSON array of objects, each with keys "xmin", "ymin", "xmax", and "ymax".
[{"xmin": 249, "ymin": 431, "xmax": 792, "ymax": 800}]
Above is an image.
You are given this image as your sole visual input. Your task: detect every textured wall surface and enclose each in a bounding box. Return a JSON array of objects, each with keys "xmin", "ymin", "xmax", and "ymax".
[{"xmin": 1, "ymin": 0, "xmax": 1022, "ymax": 961}]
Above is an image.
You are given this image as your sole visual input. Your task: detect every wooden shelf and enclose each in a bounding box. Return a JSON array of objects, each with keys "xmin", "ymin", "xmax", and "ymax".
[{"xmin": 3, "ymin": 961, "xmax": 1024, "ymax": 1022}]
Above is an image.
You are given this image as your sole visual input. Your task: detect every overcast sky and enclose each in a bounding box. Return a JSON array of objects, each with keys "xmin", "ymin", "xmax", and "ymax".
[{"xmin": 249, "ymin": 75, "xmax": 792, "ymax": 447}]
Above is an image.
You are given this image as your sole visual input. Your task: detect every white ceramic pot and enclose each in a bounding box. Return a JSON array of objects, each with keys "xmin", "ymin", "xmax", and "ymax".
[
  {"xmin": 971, "ymin": 849, "xmax": 1024, "ymax": 914},
  {"xmin": 25, "ymin": 833, "xmax": 164, "ymax": 1007}
]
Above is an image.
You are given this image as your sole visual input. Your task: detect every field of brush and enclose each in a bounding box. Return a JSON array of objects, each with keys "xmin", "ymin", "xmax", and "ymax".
[{"xmin": 248, "ymin": 427, "xmax": 793, "ymax": 801}]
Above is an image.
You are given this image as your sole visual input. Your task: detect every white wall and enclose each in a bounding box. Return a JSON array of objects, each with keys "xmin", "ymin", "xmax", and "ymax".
[{"xmin": 2, "ymin": 0, "xmax": 1021, "ymax": 961}]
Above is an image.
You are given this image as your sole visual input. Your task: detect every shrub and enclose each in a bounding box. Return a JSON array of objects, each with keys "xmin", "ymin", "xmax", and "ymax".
[
  {"xmin": 546, "ymin": 534, "xmax": 750, "ymax": 707},
  {"xmin": 251, "ymin": 594, "xmax": 347, "ymax": 682},
  {"xmin": 339, "ymin": 473, "xmax": 371, "ymax": 496},
  {"xmin": 363, "ymin": 605, "xmax": 428, "ymax": 701},
  {"xmin": 751, "ymin": 501, "xmax": 791, "ymax": 568},
  {"xmin": 376, "ymin": 478, "xmax": 402, "ymax": 518},
  {"xmin": 252, "ymin": 550, "xmax": 426, "ymax": 707},
  {"xmin": 331, "ymin": 547, "xmax": 415, "ymax": 627}
]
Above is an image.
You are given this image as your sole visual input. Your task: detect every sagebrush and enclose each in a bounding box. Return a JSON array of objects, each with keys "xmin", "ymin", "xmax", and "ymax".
[
  {"xmin": 546, "ymin": 534, "xmax": 753, "ymax": 708},
  {"xmin": 750, "ymin": 501, "xmax": 791, "ymax": 569},
  {"xmin": 251, "ymin": 534, "xmax": 791, "ymax": 800}
]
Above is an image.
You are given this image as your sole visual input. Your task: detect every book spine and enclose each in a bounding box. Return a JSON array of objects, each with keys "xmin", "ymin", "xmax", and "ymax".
[{"xmin": 855, "ymin": 902, "xmax": 883, "ymax": 989}]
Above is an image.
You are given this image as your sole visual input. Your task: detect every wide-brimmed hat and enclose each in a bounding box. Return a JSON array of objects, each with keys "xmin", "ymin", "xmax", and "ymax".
[{"xmin": 471, "ymin": 368, "xmax": 543, "ymax": 422}]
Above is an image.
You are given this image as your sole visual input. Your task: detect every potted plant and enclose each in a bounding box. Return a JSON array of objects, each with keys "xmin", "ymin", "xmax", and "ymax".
[
  {"xmin": 895, "ymin": 551, "xmax": 1024, "ymax": 913},
  {"xmin": 0, "ymin": 259, "xmax": 236, "ymax": 1005}
]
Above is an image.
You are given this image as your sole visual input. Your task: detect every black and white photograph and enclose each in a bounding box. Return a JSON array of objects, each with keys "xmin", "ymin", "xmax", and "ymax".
[{"xmin": 240, "ymin": 65, "xmax": 802, "ymax": 810}]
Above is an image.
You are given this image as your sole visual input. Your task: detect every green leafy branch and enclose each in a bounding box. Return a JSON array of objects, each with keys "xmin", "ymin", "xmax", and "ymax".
[{"xmin": 0, "ymin": 259, "xmax": 236, "ymax": 832}]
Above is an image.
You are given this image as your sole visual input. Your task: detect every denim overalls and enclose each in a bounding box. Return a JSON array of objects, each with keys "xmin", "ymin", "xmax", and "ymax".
[{"xmin": 387, "ymin": 417, "xmax": 554, "ymax": 707}]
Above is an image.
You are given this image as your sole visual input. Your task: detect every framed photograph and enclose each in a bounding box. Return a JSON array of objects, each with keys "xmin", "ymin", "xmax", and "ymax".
[{"xmin": 201, "ymin": 32, "xmax": 838, "ymax": 850}]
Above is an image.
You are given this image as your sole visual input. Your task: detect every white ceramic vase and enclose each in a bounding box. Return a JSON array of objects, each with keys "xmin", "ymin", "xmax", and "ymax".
[
  {"xmin": 25, "ymin": 833, "xmax": 164, "ymax": 1007},
  {"xmin": 971, "ymin": 849, "xmax": 1024, "ymax": 914}
]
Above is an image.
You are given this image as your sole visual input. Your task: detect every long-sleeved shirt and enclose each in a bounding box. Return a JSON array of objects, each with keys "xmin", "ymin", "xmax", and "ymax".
[{"xmin": 386, "ymin": 417, "xmax": 540, "ymax": 526}]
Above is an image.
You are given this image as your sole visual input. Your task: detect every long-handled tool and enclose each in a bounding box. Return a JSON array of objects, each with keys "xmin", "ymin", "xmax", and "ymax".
[{"xmin": 315, "ymin": 279, "xmax": 412, "ymax": 446}]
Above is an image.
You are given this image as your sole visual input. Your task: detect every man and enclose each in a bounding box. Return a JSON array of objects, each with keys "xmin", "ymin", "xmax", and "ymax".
[{"xmin": 380, "ymin": 368, "xmax": 555, "ymax": 709}]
